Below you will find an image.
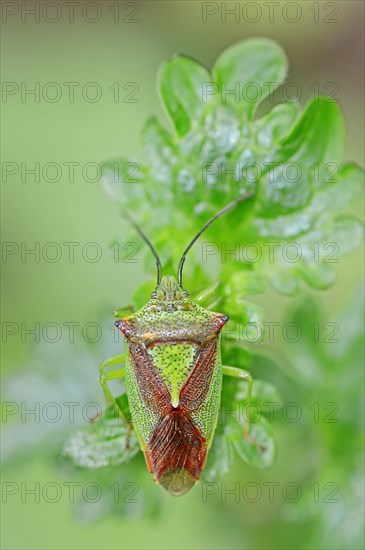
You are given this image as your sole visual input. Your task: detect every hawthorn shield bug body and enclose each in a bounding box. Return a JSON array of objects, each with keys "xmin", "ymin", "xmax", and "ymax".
[{"xmin": 99, "ymin": 194, "xmax": 254, "ymax": 496}]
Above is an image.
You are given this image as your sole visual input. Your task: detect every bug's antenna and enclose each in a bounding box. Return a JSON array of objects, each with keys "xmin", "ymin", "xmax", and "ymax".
[
  {"xmin": 177, "ymin": 193, "xmax": 255, "ymax": 288},
  {"xmin": 121, "ymin": 210, "xmax": 162, "ymax": 287}
]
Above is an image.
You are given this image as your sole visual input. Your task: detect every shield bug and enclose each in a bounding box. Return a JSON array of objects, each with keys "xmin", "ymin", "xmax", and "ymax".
[{"xmin": 99, "ymin": 193, "xmax": 255, "ymax": 496}]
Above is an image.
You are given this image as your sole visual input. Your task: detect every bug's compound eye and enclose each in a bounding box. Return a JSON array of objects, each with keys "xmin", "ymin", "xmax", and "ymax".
[
  {"xmin": 182, "ymin": 290, "xmax": 189, "ymax": 298},
  {"xmin": 151, "ymin": 290, "xmax": 164, "ymax": 301}
]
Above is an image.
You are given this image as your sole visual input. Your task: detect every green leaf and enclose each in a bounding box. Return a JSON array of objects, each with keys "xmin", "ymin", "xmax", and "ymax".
[
  {"xmin": 297, "ymin": 262, "xmax": 336, "ymax": 290},
  {"xmin": 329, "ymin": 215, "xmax": 364, "ymax": 255},
  {"xmin": 63, "ymin": 396, "xmax": 140, "ymax": 468},
  {"xmin": 142, "ymin": 117, "xmax": 177, "ymax": 185},
  {"xmin": 202, "ymin": 424, "xmax": 235, "ymax": 481},
  {"xmin": 295, "ymin": 215, "xmax": 363, "ymax": 289},
  {"xmin": 254, "ymin": 102, "xmax": 301, "ymax": 146},
  {"xmin": 213, "ymin": 38, "xmax": 288, "ymax": 119},
  {"xmin": 222, "ymin": 376, "xmax": 282, "ymax": 414},
  {"xmin": 253, "ymin": 162, "xmax": 363, "ymax": 240},
  {"xmin": 333, "ymin": 162, "xmax": 364, "ymax": 206},
  {"xmin": 204, "ymin": 378, "xmax": 278, "ymax": 475},
  {"xmin": 202, "ymin": 103, "xmax": 241, "ymax": 157},
  {"xmin": 2, "ymin": 340, "xmax": 102, "ymax": 465},
  {"xmin": 158, "ymin": 55, "xmax": 211, "ymax": 136},
  {"xmin": 222, "ymin": 345, "xmax": 252, "ymax": 370},
  {"xmin": 224, "ymin": 270, "xmax": 264, "ymax": 297},
  {"xmin": 224, "ymin": 298, "xmax": 265, "ymax": 341},
  {"xmin": 100, "ymin": 157, "xmax": 145, "ymax": 205},
  {"xmin": 268, "ymin": 270, "xmax": 300, "ymax": 295},
  {"xmin": 229, "ymin": 416, "xmax": 276, "ymax": 469},
  {"xmin": 258, "ymin": 97, "xmax": 345, "ymax": 216},
  {"xmin": 279, "ymin": 97, "xmax": 344, "ymax": 168},
  {"xmin": 244, "ymin": 380, "xmax": 282, "ymax": 412}
]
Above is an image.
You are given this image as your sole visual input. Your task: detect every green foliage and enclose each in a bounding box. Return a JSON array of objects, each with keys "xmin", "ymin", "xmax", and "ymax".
[
  {"xmin": 101, "ymin": 38, "xmax": 362, "ymax": 296},
  {"xmin": 2, "ymin": 38, "xmax": 359, "ymax": 519},
  {"xmin": 277, "ymin": 286, "xmax": 365, "ymax": 549},
  {"xmin": 63, "ymin": 396, "xmax": 140, "ymax": 468},
  {"xmin": 203, "ymin": 378, "xmax": 280, "ymax": 480},
  {"xmin": 93, "ymin": 38, "xmax": 364, "ymax": 483}
]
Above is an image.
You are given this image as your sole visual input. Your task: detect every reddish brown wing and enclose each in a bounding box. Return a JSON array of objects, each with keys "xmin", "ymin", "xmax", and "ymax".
[
  {"xmin": 128, "ymin": 343, "xmax": 171, "ymax": 416},
  {"xmin": 147, "ymin": 409, "xmax": 206, "ymax": 478},
  {"xmin": 130, "ymin": 339, "xmax": 218, "ymax": 494},
  {"xmin": 179, "ymin": 339, "xmax": 218, "ymax": 412}
]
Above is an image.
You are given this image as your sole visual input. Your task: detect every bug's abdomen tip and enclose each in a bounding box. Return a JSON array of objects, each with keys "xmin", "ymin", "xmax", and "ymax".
[{"xmin": 158, "ymin": 470, "xmax": 197, "ymax": 496}]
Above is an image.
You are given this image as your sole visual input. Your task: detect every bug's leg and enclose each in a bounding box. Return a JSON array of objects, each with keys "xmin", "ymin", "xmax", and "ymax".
[
  {"xmin": 112, "ymin": 304, "xmax": 135, "ymax": 318},
  {"xmin": 99, "ymin": 354, "xmax": 126, "ymax": 409},
  {"xmin": 223, "ymin": 365, "xmax": 253, "ymax": 437},
  {"xmin": 99, "ymin": 354, "xmax": 134, "ymax": 447}
]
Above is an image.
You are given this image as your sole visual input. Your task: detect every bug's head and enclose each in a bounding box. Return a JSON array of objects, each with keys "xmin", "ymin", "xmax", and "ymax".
[{"xmin": 151, "ymin": 275, "xmax": 188, "ymax": 302}]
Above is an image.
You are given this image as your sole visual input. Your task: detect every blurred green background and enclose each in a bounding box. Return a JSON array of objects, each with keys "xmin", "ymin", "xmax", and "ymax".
[{"xmin": 1, "ymin": 1, "xmax": 364, "ymax": 549}]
